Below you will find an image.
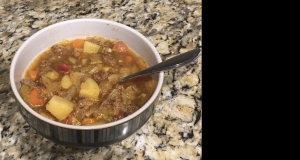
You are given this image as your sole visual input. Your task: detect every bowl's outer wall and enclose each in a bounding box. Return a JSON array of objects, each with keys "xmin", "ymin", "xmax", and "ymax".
[
  {"xmin": 11, "ymin": 19, "xmax": 163, "ymax": 147},
  {"xmin": 16, "ymin": 94, "xmax": 159, "ymax": 148}
]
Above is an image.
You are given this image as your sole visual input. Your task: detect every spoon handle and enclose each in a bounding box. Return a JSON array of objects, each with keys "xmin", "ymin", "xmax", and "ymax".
[{"xmin": 120, "ymin": 48, "xmax": 201, "ymax": 82}]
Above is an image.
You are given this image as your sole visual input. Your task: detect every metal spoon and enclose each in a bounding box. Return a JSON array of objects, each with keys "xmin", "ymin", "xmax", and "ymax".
[{"xmin": 119, "ymin": 48, "xmax": 201, "ymax": 83}]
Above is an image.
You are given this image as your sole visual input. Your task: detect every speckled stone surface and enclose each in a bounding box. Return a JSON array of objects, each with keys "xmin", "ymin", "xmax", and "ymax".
[{"xmin": 0, "ymin": 0, "xmax": 202, "ymax": 159}]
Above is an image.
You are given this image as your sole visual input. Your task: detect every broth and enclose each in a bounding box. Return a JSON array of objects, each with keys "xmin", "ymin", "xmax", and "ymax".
[{"xmin": 19, "ymin": 36, "xmax": 154, "ymax": 126}]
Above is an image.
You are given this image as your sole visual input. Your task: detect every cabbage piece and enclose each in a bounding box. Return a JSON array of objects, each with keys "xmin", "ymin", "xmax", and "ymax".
[
  {"xmin": 99, "ymin": 80, "xmax": 113, "ymax": 90},
  {"xmin": 71, "ymin": 116, "xmax": 81, "ymax": 126},
  {"xmin": 90, "ymin": 54, "xmax": 102, "ymax": 64},
  {"xmin": 135, "ymin": 57, "xmax": 147, "ymax": 69},
  {"xmin": 131, "ymin": 64, "xmax": 139, "ymax": 74},
  {"xmin": 69, "ymin": 72, "xmax": 85, "ymax": 91},
  {"xmin": 124, "ymin": 86, "xmax": 137, "ymax": 100},
  {"xmin": 145, "ymin": 80, "xmax": 155, "ymax": 94},
  {"xmin": 64, "ymin": 85, "xmax": 77, "ymax": 101},
  {"xmin": 19, "ymin": 85, "xmax": 30, "ymax": 103},
  {"xmin": 41, "ymin": 76, "xmax": 60, "ymax": 91}
]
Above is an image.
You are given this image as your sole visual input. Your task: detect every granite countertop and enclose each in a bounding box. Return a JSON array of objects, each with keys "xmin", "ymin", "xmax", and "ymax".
[{"xmin": 0, "ymin": 0, "xmax": 202, "ymax": 159}]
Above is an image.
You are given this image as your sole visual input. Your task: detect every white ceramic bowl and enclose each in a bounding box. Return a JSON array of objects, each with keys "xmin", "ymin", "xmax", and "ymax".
[{"xmin": 10, "ymin": 19, "xmax": 164, "ymax": 148}]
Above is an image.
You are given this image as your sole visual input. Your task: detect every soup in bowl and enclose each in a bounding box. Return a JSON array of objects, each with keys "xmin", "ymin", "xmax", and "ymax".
[{"xmin": 10, "ymin": 19, "xmax": 164, "ymax": 148}]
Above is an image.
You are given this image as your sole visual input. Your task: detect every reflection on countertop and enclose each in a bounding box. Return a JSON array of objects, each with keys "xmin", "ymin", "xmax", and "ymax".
[{"xmin": 0, "ymin": 0, "xmax": 202, "ymax": 159}]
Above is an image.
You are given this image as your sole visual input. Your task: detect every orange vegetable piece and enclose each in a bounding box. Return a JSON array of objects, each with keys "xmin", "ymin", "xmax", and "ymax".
[
  {"xmin": 124, "ymin": 56, "xmax": 133, "ymax": 66},
  {"xmin": 28, "ymin": 89, "xmax": 44, "ymax": 106},
  {"xmin": 27, "ymin": 70, "xmax": 38, "ymax": 81},
  {"xmin": 113, "ymin": 41, "xmax": 128, "ymax": 55},
  {"xmin": 72, "ymin": 39, "xmax": 84, "ymax": 48},
  {"xmin": 81, "ymin": 117, "xmax": 96, "ymax": 125}
]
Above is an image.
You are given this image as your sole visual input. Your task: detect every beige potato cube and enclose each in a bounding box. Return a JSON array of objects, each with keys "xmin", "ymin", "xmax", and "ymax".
[
  {"xmin": 45, "ymin": 71, "xmax": 59, "ymax": 80},
  {"xmin": 101, "ymin": 66, "xmax": 111, "ymax": 72},
  {"xmin": 61, "ymin": 75, "xmax": 72, "ymax": 89},
  {"xmin": 82, "ymin": 58, "xmax": 88, "ymax": 65},
  {"xmin": 69, "ymin": 57, "xmax": 76, "ymax": 64},
  {"xmin": 46, "ymin": 95, "xmax": 74, "ymax": 121},
  {"xmin": 108, "ymin": 74, "xmax": 120, "ymax": 84},
  {"xmin": 79, "ymin": 78, "xmax": 100, "ymax": 100},
  {"xmin": 83, "ymin": 41, "xmax": 100, "ymax": 54}
]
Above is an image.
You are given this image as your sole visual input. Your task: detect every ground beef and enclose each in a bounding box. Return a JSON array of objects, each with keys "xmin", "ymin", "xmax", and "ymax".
[
  {"xmin": 37, "ymin": 67, "xmax": 53, "ymax": 78},
  {"xmin": 99, "ymin": 46, "xmax": 113, "ymax": 54},
  {"xmin": 77, "ymin": 98, "xmax": 95, "ymax": 110},
  {"xmin": 51, "ymin": 44, "xmax": 65, "ymax": 55},
  {"xmin": 102, "ymin": 54, "xmax": 117, "ymax": 66},
  {"xmin": 93, "ymin": 73, "xmax": 109, "ymax": 83},
  {"xmin": 40, "ymin": 59, "xmax": 51, "ymax": 67},
  {"xmin": 108, "ymin": 68, "xmax": 119, "ymax": 74},
  {"xmin": 99, "ymin": 88, "xmax": 111, "ymax": 98},
  {"xmin": 20, "ymin": 79, "xmax": 37, "ymax": 88},
  {"xmin": 115, "ymin": 84, "xmax": 124, "ymax": 93},
  {"xmin": 73, "ymin": 48, "xmax": 83, "ymax": 59},
  {"xmin": 65, "ymin": 44, "xmax": 74, "ymax": 52},
  {"xmin": 57, "ymin": 90, "xmax": 67, "ymax": 98},
  {"xmin": 108, "ymin": 85, "xmax": 123, "ymax": 105},
  {"xmin": 51, "ymin": 90, "xmax": 59, "ymax": 96},
  {"xmin": 35, "ymin": 79, "xmax": 44, "ymax": 87},
  {"xmin": 88, "ymin": 39, "xmax": 100, "ymax": 45},
  {"xmin": 123, "ymin": 104, "xmax": 139, "ymax": 115},
  {"xmin": 104, "ymin": 40, "xmax": 114, "ymax": 48}
]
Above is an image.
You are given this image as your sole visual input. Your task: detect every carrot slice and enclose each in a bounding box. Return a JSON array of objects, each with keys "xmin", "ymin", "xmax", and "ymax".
[
  {"xmin": 72, "ymin": 39, "xmax": 84, "ymax": 48},
  {"xmin": 113, "ymin": 41, "xmax": 128, "ymax": 55},
  {"xmin": 28, "ymin": 70, "xmax": 38, "ymax": 81},
  {"xmin": 28, "ymin": 89, "xmax": 44, "ymax": 106}
]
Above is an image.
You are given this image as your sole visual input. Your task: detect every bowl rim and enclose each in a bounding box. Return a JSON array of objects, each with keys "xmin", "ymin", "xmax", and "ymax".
[{"xmin": 10, "ymin": 18, "xmax": 164, "ymax": 130}]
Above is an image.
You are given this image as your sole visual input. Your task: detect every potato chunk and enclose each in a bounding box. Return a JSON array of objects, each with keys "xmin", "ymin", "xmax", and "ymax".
[
  {"xmin": 83, "ymin": 41, "xmax": 100, "ymax": 54},
  {"xmin": 46, "ymin": 95, "xmax": 74, "ymax": 121},
  {"xmin": 61, "ymin": 75, "xmax": 72, "ymax": 89},
  {"xmin": 79, "ymin": 78, "xmax": 100, "ymax": 100},
  {"xmin": 108, "ymin": 74, "xmax": 120, "ymax": 84},
  {"xmin": 45, "ymin": 71, "xmax": 59, "ymax": 80}
]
